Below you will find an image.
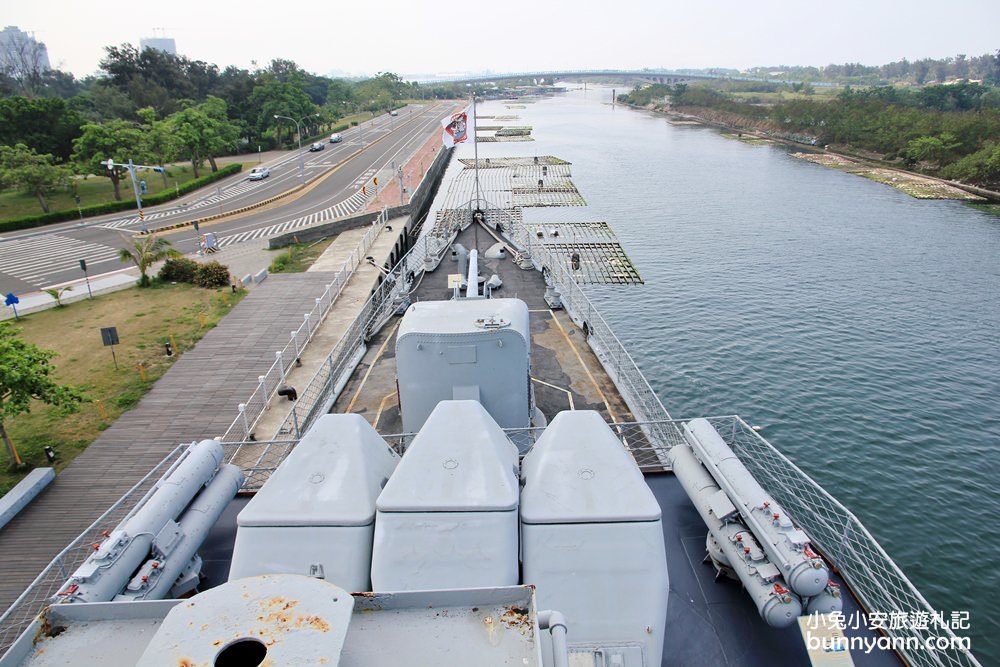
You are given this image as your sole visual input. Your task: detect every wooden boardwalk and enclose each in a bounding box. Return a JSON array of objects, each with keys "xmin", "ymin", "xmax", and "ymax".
[{"xmin": 0, "ymin": 273, "xmax": 337, "ymax": 611}]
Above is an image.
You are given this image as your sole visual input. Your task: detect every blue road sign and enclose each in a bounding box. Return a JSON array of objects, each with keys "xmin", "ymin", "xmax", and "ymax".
[{"xmin": 4, "ymin": 293, "xmax": 18, "ymax": 307}]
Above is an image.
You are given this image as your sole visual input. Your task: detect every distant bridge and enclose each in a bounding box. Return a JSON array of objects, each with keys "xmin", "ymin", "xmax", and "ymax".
[
  {"xmin": 416, "ymin": 69, "xmax": 735, "ymax": 86},
  {"xmin": 416, "ymin": 69, "xmax": 824, "ymax": 88}
]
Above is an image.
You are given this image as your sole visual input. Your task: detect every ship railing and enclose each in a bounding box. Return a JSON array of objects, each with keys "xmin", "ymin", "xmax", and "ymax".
[
  {"xmin": 219, "ymin": 207, "xmax": 391, "ymax": 445},
  {"xmin": 490, "ymin": 209, "xmax": 680, "ymax": 458},
  {"xmin": 704, "ymin": 415, "xmax": 981, "ymax": 667},
  {"xmin": 267, "ymin": 229, "xmax": 444, "ymax": 441},
  {"xmin": 0, "ymin": 443, "xmax": 188, "ymax": 657}
]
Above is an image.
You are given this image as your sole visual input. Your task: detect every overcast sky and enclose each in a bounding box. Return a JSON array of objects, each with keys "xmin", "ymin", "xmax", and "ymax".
[{"xmin": 7, "ymin": 0, "xmax": 999, "ymax": 80}]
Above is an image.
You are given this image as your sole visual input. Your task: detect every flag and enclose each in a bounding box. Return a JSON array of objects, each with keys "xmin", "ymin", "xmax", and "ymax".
[{"xmin": 441, "ymin": 103, "xmax": 475, "ymax": 148}]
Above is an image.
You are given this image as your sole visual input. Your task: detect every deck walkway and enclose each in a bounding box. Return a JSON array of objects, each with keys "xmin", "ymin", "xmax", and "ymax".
[{"xmin": 251, "ymin": 217, "xmax": 407, "ymax": 440}]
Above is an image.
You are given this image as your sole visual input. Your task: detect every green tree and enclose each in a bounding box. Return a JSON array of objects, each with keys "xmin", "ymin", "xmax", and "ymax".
[
  {"xmin": 325, "ymin": 79, "xmax": 356, "ymax": 118},
  {"xmin": 117, "ymin": 234, "xmax": 181, "ymax": 287},
  {"xmin": 137, "ymin": 107, "xmax": 177, "ymax": 186},
  {"xmin": 42, "ymin": 286, "xmax": 72, "ymax": 307},
  {"xmin": 905, "ymin": 133, "xmax": 961, "ymax": 168},
  {"xmin": 248, "ymin": 82, "xmax": 315, "ymax": 146},
  {"xmin": 72, "ymin": 120, "xmax": 148, "ymax": 201},
  {"xmin": 168, "ymin": 96, "xmax": 240, "ymax": 176},
  {"xmin": 941, "ymin": 142, "xmax": 1000, "ymax": 187},
  {"xmin": 68, "ymin": 80, "xmax": 138, "ymax": 123},
  {"xmin": 0, "ymin": 143, "xmax": 72, "ymax": 213},
  {"xmin": 0, "ymin": 321, "xmax": 83, "ymax": 467},
  {"xmin": 0, "ymin": 96, "xmax": 84, "ymax": 161}
]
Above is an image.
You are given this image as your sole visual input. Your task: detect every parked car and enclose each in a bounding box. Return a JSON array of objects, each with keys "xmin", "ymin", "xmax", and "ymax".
[
  {"xmin": 309, "ymin": 142, "xmax": 325, "ymax": 152},
  {"xmin": 248, "ymin": 166, "xmax": 270, "ymax": 181},
  {"xmin": 330, "ymin": 133, "xmax": 343, "ymax": 143}
]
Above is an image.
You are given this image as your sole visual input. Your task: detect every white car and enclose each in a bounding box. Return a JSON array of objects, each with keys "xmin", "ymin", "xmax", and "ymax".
[
  {"xmin": 248, "ymin": 166, "xmax": 270, "ymax": 181},
  {"xmin": 330, "ymin": 133, "xmax": 343, "ymax": 143},
  {"xmin": 390, "ymin": 110, "xmax": 398, "ymax": 116}
]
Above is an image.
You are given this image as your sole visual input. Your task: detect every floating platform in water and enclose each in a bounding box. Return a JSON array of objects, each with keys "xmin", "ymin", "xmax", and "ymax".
[
  {"xmin": 478, "ymin": 135, "xmax": 534, "ymax": 143},
  {"xmin": 526, "ymin": 222, "xmax": 644, "ymax": 285},
  {"xmin": 459, "ymin": 156, "xmax": 569, "ymax": 168},
  {"xmin": 446, "ymin": 157, "xmax": 585, "ymax": 207}
]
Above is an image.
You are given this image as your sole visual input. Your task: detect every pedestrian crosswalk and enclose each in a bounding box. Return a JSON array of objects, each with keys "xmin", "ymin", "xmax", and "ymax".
[
  {"xmin": 216, "ymin": 187, "xmax": 372, "ymax": 247},
  {"xmin": 0, "ymin": 234, "xmax": 122, "ymax": 284},
  {"xmin": 95, "ymin": 180, "xmax": 263, "ymax": 231},
  {"xmin": 1, "ymin": 179, "xmax": 377, "ymax": 289}
]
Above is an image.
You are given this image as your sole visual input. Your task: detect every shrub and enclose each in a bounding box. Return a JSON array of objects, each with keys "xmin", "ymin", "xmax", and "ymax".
[
  {"xmin": 194, "ymin": 261, "xmax": 231, "ymax": 288},
  {"xmin": 350, "ymin": 121, "xmax": 359, "ymax": 127},
  {"xmin": 158, "ymin": 257, "xmax": 199, "ymax": 283},
  {"xmin": 269, "ymin": 254, "xmax": 290, "ymax": 273}
]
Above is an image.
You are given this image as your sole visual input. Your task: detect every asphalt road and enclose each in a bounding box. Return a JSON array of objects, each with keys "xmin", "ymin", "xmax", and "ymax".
[{"xmin": 0, "ymin": 103, "xmax": 449, "ymax": 295}]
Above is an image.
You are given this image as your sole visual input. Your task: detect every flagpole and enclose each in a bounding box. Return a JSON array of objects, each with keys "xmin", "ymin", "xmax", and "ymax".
[{"xmin": 472, "ymin": 94, "xmax": 481, "ymax": 209}]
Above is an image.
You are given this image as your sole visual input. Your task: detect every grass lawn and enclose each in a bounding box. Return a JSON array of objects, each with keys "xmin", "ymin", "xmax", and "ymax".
[
  {"xmin": 0, "ymin": 162, "xmax": 255, "ymax": 222},
  {"xmin": 267, "ymin": 237, "xmax": 337, "ymax": 273},
  {"xmin": 1, "ymin": 282, "xmax": 245, "ymax": 494}
]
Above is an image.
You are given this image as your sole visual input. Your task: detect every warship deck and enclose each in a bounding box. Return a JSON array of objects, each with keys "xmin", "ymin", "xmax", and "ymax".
[
  {"xmin": 331, "ymin": 223, "xmax": 635, "ymax": 435},
  {"xmin": 259, "ymin": 222, "xmax": 900, "ymax": 666}
]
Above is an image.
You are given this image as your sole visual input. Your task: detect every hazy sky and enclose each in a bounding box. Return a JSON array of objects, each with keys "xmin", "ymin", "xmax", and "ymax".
[{"xmin": 7, "ymin": 0, "xmax": 999, "ymax": 79}]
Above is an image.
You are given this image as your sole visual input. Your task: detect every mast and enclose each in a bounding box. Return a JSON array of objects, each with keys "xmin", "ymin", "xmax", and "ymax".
[{"xmin": 472, "ymin": 94, "xmax": 481, "ymax": 208}]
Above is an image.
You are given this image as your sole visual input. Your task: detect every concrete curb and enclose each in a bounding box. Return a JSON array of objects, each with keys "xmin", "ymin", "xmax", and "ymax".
[{"xmin": 0, "ymin": 468, "xmax": 54, "ymax": 530}]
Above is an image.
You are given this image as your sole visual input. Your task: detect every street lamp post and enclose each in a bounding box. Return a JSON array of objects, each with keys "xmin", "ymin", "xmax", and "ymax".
[
  {"xmin": 274, "ymin": 113, "xmax": 319, "ymax": 184},
  {"xmin": 100, "ymin": 158, "xmax": 165, "ymax": 233}
]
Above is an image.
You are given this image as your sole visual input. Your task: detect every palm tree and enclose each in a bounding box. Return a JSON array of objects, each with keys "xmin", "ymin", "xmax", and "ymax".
[{"xmin": 118, "ymin": 234, "xmax": 181, "ymax": 287}]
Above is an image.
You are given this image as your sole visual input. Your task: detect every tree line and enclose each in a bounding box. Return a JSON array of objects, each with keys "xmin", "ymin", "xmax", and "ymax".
[
  {"xmin": 619, "ymin": 80, "xmax": 1000, "ymax": 189},
  {"xmin": 745, "ymin": 51, "xmax": 1000, "ymax": 86},
  {"xmin": 0, "ymin": 44, "xmax": 466, "ymax": 214}
]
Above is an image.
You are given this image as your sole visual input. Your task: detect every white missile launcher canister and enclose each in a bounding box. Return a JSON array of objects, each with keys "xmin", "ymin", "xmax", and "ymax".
[
  {"xmin": 229, "ymin": 414, "xmax": 399, "ymax": 592},
  {"xmin": 520, "ymin": 411, "xmax": 668, "ymax": 666},
  {"xmin": 371, "ymin": 401, "xmax": 520, "ymax": 591}
]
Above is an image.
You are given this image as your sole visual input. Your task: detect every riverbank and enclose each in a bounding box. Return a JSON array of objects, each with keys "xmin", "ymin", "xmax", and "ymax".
[{"xmin": 626, "ymin": 102, "xmax": 1000, "ymax": 205}]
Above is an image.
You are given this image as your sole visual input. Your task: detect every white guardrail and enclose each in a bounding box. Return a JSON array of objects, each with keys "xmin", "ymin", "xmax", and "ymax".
[{"xmin": 220, "ymin": 208, "xmax": 390, "ymax": 442}]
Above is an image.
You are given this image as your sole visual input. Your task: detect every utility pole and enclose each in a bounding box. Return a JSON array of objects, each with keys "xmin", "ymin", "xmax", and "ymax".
[{"xmin": 100, "ymin": 159, "xmax": 165, "ymax": 233}]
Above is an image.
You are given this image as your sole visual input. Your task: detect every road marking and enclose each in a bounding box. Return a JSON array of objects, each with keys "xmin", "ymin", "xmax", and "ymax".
[
  {"xmin": 0, "ymin": 235, "xmax": 120, "ymax": 285},
  {"xmin": 531, "ymin": 377, "xmax": 575, "ymax": 410},
  {"xmin": 548, "ymin": 309, "xmax": 618, "ymax": 422},
  {"xmin": 346, "ymin": 320, "xmax": 401, "ymax": 414}
]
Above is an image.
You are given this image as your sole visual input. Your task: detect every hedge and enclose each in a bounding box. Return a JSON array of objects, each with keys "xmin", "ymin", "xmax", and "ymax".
[{"xmin": 0, "ymin": 163, "xmax": 243, "ymax": 233}]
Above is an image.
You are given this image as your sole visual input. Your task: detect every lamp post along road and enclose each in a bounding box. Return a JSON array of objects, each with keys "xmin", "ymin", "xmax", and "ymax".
[
  {"xmin": 100, "ymin": 158, "xmax": 165, "ymax": 233},
  {"xmin": 274, "ymin": 113, "xmax": 319, "ymax": 184}
]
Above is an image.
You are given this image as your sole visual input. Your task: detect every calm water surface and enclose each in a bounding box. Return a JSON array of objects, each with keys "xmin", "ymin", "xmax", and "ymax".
[{"xmin": 468, "ymin": 87, "xmax": 1000, "ymax": 661}]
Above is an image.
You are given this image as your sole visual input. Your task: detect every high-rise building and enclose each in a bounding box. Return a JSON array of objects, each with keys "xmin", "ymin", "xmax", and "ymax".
[
  {"xmin": 140, "ymin": 36, "xmax": 177, "ymax": 56},
  {"xmin": 0, "ymin": 25, "xmax": 50, "ymax": 77}
]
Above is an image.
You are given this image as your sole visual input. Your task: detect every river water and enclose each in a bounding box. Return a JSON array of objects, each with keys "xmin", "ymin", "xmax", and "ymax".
[{"xmin": 464, "ymin": 87, "xmax": 999, "ymax": 662}]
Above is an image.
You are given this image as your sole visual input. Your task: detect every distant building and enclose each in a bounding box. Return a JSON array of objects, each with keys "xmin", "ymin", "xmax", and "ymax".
[
  {"xmin": 140, "ymin": 37, "xmax": 177, "ymax": 56},
  {"xmin": 0, "ymin": 25, "xmax": 50, "ymax": 77}
]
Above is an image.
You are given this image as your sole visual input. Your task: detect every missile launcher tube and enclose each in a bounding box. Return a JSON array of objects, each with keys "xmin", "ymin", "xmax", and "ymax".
[
  {"xmin": 116, "ymin": 463, "xmax": 244, "ymax": 601},
  {"xmin": 682, "ymin": 419, "xmax": 828, "ymax": 598},
  {"xmin": 670, "ymin": 443, "xmax": 803, "ymax": 628},
  {"xmin": 58, "ymin": 439, "xmax": 225, "ymax": 603}
]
